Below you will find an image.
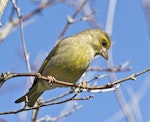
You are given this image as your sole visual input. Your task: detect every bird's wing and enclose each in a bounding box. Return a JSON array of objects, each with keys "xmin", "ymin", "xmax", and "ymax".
[
  {"xmin": 31, "ymin": 42, "xmax": 60, "ymax": 88},
  {"xmin": 38, "ymin": 38, "xmax": 69, "ymax": 74},
  {"xmin": 38, "ymin": 47, "xmax": 56, "ymax": 74}
]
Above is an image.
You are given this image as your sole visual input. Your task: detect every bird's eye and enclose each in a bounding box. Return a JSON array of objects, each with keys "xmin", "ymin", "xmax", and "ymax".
[{"xmin": 102, "ymin": 40, "xmax": 107, "ymax": 48}]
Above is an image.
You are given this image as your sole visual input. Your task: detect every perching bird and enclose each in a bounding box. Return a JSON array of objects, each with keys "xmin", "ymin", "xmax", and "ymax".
[{"xmin": 15, "ymin": 29, "xmax": 111, "ymax": 107}]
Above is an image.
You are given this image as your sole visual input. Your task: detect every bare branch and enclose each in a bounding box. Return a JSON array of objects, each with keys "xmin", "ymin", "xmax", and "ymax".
[
  {"xmin": 88, "ymin": 66, "xmax": 131, "ymax": 72},
  {"xmin": 110, "ymin": 68, "xmax": 150, "ymax": 86},
  {"xmin": 58, "ymin": 0, "xmax": 88, "ymax": 40},
  {"xmin": 11, "ymin": 0, "xmax": 32, "ymax": 83},
  {"xmin": 36, "ymin": 103, "xmax": 82, "ymax": 122},
  {"xmin": 0, "ymin": 68, "xmax": 150, "ymax": 91},
  {"xmin": 0, "ymin": 68, "xmax": 150, "ymax": 115},
  {"xmin": 43, "ymin": 90, "xmax": 74, "ymax": 104},
  {"xmin": 0, "ymin": 0, "xmax": 9, "ymax": 26},
  {"xmin": 0, "ymin": 0, "xmax": 66, "ymax": 42},
  {"xmin": 85, "ymin": 74, "xmax": 108, "ymax": 84},
  {"xmin": 0, "ymin": 91, "xmax": 90, "ymax": 115},
  {"xmin": 88, "ymin": 61, "xmax": 131, "ymax": 72}
]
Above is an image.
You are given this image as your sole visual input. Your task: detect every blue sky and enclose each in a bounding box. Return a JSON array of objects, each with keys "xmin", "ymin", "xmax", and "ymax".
[{"xmin": 0, "ymin": 0, "xmax": 150, "ymax": 122}]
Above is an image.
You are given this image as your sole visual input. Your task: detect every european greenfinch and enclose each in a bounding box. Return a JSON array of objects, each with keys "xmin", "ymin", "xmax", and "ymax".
[{"xmin": 15, "ymin": 29, "xmax": 111, "ymax": 107}]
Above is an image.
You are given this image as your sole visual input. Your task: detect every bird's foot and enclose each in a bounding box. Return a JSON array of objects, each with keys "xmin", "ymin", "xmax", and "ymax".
[
  {"xmin": 47, "ymin": 76, "xmax": 56, "ymax": 87},
  {"xmin": 77, "ymin": 82, "xmax": 90, "ymax": 92},
  {"xmin": 78, "ymin": 82, "xmax": 89, "ymax": 88}
]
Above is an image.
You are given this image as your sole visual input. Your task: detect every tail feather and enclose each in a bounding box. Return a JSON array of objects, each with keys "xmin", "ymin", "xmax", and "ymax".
[
  {"xmin": 15, "ymin": 80, "xmax": 45, "ymax": 107},
  {"xmin": 15, "ymin": 91, "xmax": 44, "ymax": 107},
  {"xmin": 15, "ymin": 94, "xmax": 28, "ymax": 103}
]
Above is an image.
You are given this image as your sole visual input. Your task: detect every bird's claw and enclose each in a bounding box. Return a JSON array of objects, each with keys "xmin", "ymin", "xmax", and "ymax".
[
  {"xmin": 47, "ymin": 76, "xmax": 56, "ymax": 87},
  {"xmin": 77, "ymin": 82, "xmax": 90, "ymax": 92},
  {"xmin": 78, "ymin": 82, "xmax": 89, "ymax": 88}
]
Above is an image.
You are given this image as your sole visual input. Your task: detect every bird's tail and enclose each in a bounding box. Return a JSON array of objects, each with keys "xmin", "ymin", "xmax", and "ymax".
[{"xmin": 15, "ymin": 81, "xmax": 44, "ymax": 107}]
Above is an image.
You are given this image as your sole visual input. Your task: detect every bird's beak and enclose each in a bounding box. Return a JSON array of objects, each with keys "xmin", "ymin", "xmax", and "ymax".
[{"xmin": 100, "ymin": 48, "xmax": 108, "ymax": 60}]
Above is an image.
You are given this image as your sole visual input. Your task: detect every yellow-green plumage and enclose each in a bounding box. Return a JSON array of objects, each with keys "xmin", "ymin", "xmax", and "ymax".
[{"xmin": 15, "ymin": 29, "xmax": 111, "ymax": 107}]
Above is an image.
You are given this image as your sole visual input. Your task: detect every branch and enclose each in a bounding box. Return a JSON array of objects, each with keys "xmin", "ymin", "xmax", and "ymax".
[
  {"xmin": 88, "ymin": 61, "xmax": 131, "ymax": 72},
  {"xmin": 58, "ymin": 0, "xmax": 88, "ymax": 40},
  {"xmin": 0, "ymin": 68, "xmax": 150, "ymax": 115},
  {"xmin": 0, "ymin": 0, "xmax": 9, "ymax": 26},
  {"xmin": 11, "ymin": 0, "xmax": 32, "ymax": 83},
  {"xmin": 43, "ymin": 90, "xmax": 74, "ymax": 104},
  {"xmin": 0, "ymin": 68, "xmax": 150, "ymax": 90},
  {"xmin": 36, "ymin": 103, "xmax": 82, "ymax": 122},
  {"xmin": 0, "ymin": 91, "xmax": 92, "ymax": 115},
  {"xmin": 88, "ymin": 66, "xmax": 131, "ymax": 73},
  {"xmin": 110, "ymin": 68, "xmax": 150, "ymax": 86},
  {"xmin": 0, "ymin": 0, "xmax": 66, "ymax": 42}
]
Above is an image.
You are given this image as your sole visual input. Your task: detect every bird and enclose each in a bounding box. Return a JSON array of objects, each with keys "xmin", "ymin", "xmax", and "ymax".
[{"xmin": 15, "ymin": 29, "xmax": 111, "ymax": 107}]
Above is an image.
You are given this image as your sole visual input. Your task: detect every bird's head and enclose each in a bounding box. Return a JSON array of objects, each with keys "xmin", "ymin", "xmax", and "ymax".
[{"xmin": 87, "ymin": 29, "xmax": 111, "ymax": 60}]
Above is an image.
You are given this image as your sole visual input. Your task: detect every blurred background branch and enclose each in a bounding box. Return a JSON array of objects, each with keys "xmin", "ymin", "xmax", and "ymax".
[{"xmin": 0, "ymin": 0, "xmax": 9, "ymax": 26}]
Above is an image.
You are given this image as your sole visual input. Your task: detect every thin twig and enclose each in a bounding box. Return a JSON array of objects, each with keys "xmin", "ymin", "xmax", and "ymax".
[
  {"xmin": 43, "ymin": 90, "xmax": 74, "ymax": 104},
  {"xmin": 0, "ymin": 92, "xmax": 86, "ymax": 115},
  {"xmin": 11, "ymin": 0, "xmax": 32, "ymax": 82},
  {"xmin": 36, "ymin": 103, "xmax": 82, "ymax": 122},
  {"xmin": 11, "ymin": 1, "xmax": 35, "ymax": 121},
  {"xmin": 88, "ymin": 64, "xmax": 131, "ymax": 72},
  {"xmin": 110, "ymin": 68, "xmax": 150, "ymax": 86},
  {"xmin": 69, "ymin": 0, "xmax": 100, "ymax": 28},
  {"xmin": 58, "ymin": 0, "xmax": 88, "ymax": 40},
  {"xmin": 127, "ymin": 87, "xmax": 143, "ymax": 122},
  {"xmin": 85, "ymin": 74, "xmax": 107, "ymax": 84},
  {"xmin": 90, "ymin": 61, "xmax": 131, "ymax": 73}
]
